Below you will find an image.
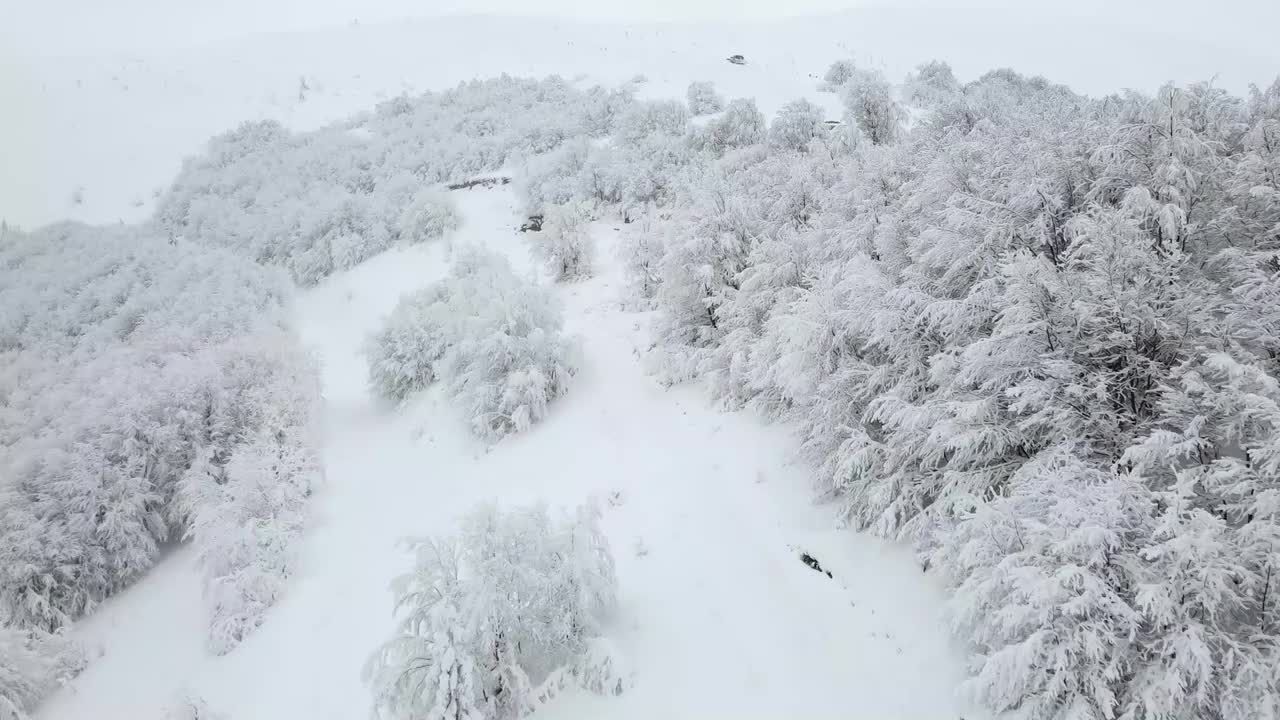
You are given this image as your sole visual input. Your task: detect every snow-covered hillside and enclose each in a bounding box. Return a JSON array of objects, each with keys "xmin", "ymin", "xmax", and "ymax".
[
  {"xmin": 34, "ymin": 184, "xmax": 977, "ymax": 720},
  {"xmin": 9, "ymin": 7, "xmax": 1280, "ymax": 720},
  {"xmin": 7, "ymin": 8, "xmax": 1280, "ymax": 230}
]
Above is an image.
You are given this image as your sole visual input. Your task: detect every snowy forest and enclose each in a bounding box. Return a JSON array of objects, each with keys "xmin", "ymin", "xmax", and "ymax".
[{"xmin": 4, "ymin": 53, "xmax": 1280, "ymax": 720}]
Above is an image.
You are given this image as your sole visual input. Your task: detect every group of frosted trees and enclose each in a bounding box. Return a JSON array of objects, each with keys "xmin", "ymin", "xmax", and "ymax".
[
  {"xmin": 366, "ymin": 247, "xmax": 578, "ymax": 441},
  {"xmin": 1, "ymin": 74, "xmax": 627, "ymax": 718},
  {"xmin": 365, "ymin": 502, "xmax": 620, "ymax": 720},
  {"xmin": 517, "ymin": 67, "xmax": 1280, "ymax": 717},
  {"xmin": 157, "ymin": 77, "xmax": 633, "ymax": 285},
  {"xmin": 0, "ymin": 223, "xmax": 320, "ymax": 715}
]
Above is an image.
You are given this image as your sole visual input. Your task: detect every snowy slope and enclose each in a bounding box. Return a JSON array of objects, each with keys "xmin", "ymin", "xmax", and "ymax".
[
  {"xmin": 36, "ymin": 183, "xmax": 979, "ymax": 720},
  {"xmin": 17, "ymin": 9, "xmax": 1279, "ymax": 718},
  {"xmin": 7, "ymin": 9, "xmax": 1280, "ymax": 230}
]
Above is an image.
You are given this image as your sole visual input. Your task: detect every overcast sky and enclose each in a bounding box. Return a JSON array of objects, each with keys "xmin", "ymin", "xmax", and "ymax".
[{"xmin": 6, "ymin": 0, "xmax": 1277, "ymax": 56}]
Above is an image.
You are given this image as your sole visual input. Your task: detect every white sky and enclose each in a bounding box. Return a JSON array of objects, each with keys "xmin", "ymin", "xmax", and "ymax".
[{"xmin": 6, "ymin": 0, "xmax": 1277, "ymax": 56}]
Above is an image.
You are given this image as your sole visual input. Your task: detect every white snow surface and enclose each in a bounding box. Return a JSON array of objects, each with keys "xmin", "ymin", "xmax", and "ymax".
[{"xmin": 36, "ymin": 185, "xmax": 978, "ymax": 719}]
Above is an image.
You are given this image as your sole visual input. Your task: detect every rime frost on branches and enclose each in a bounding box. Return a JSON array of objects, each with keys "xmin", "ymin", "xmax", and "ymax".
[
  {"xmin": 365, "ymin": 248, "xmax": 578, "ymax": 441},
  {"xmin": 157, "ymin": 77, "xmax": 630, "ymax": 283},
  {"xmin": 616, "ymin": 209, "xmax": 665, "ymax": 307},
  {"xmin": 398, "ymin": 190, "xmax": 461, "ymax": 244},
  {"xmin": 0, "ymin": 222, "xmax": 319, "ymax": 658},
  {"xmin": 365, "ymin": 501, "xmax": 622, "ymax": 720},
  {"xmin": 770, "ymin": 98, "xmax": 828, "ymax": 152},
  {"xmin": 821, "ymin": 59, "xmax": 857, "ymax": 91},
  {"xmin": 691, "ymin": 98, "xmax": 766, "ymax": 155},
  {"xmin": 686, "ymin": 81, "xmax": 724, "ymax": 116},
  {"xmin": 574, "ymin": 61, "xmax": 1280, "ymax": 719},
  {"xmin": 0, "ymin": 627, "xmax": 85, "ymax": 720},
  {"xmin": 534, "ymin": 201, "xmax": 596, "ymax": 281}
]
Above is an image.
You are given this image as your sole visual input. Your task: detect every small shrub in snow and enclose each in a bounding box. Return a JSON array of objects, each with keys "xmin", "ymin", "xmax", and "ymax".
[
  {"xmin": 686, "ymin": 81, "xmax": 724, "ymax": 116},
  {"xmin": 365, "ymin": 248, "xmax": 577, "ymax": 441},
  {"xmin": 534, "ymin": 201, "xmax": 596, "ymax": 282},
  {"xmin": 365, "ymin": 501, "xmax": 620, "ymax": 720},
  {"xmin": 0, "ymin": 628, "xmax": 85, "ymax": 720},
  {"xmin": 397, "ymin": 190, "xmax": 461, "ymax": 244}
]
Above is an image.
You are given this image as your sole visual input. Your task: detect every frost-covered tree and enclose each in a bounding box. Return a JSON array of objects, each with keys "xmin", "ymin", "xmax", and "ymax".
[
  {"xmin": 769, "ymin": 98, "xmax": 827, "ymax": 152},
  {"xmin": 399, "ymin": 190, "xmax": 461, "ymax": 244},
  {"xmin": 366, "ymin": 283, "xmax": 458, "ymax": 401},
  {"xmin": 365, "ymin": 501, "xmax": 621, "ymax": 720},
  {"xmin": 534, "ymin": 201, "xmax": 596, "ymax": 281},
  {"xmin": 364, "ymin": 248, "xmax": 578, "ymax": 441},
  {"xmin": 685, "ymin": 81, "xmax": 724, "ymax": 116},
  {"xmin": 0, "ymin": 222, "xmax": 319, "ymax": 658},
  {"xmin": 821, "ymin": 59, "xmax": 857, "ymax": 91},
  {"xmin": 180, "ymin": 425, "xmax": 320, "ymax": 654},
  {"xmin": 691, "ymin": 99, "xmax": 766, "ymax": 155},
  {"xmin": 617, "ymin": 209, "xmax": 665, "ymax": 307},
  {"xmin": 0, "ymin": 627, "xmax": 85, "ymax": 720},
  {"xmin": 443, "ymin": 250, "xmax": 580, "ymax": 441},
  {"xmin": 615, "ymin": 100, "xmax": 690, "ymax": 148},
  {"xmin": 902, "ymin": 59, "xmax": 961, "ymax": 110},
  {"xmin": 841, "ymin": 68, "xmax": 903, "ymax": 145},
  {"xmin": 519, "ymin": 139, "xmax": 595, "ymax": 215}
]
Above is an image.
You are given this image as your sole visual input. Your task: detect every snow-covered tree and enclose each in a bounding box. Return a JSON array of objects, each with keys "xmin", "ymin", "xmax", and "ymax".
[
  {"xmin": 365, "ymin": 501, "xmax": 620, "ymax": 720},
  {"xmin": 841, "ymin": 68, "xmax": 903, "ymax": 145},
  {"xmin": 519, "ymin": 139, "xmax": 595, "ymax": 215},
  {"xmin": 180, "ymin": 426, "xmax": 320, "ymax": 655},
  {"xmin": 617, "ymin": 208, "xmax": 665, "ymax": 306},
  {"xmin": 364, "ymin": 248, "xmax": 578, "ymax": 441},
  {"xmin": 769, "ymin": 98, "xmax": 828, "ymax": 152},
  {"xmin": 399, "ymin": 190, "xmax": 462, "ymax": 245},
  {"xmin": 902, "ymin": 59, "xmax": 960, "ymax": 110},
  {"xmin": 615, "ymin": 100, "xmax": 690, "ymax": 147},
  {"xmin": 0, "ymin": 627, "xmax": 85, "ymax": 720},
  {"xmin": 691, "ymin": 99, "xmax": 766, "ymax": 155},
  {"xmin": 366, "ymin": 283, "xmax": 458, "ymax": 401},
  {"xmin": 686, "ymin": 81, "xmax": 724, "ymax": 116},
  {"xmin": 821, "ymin": 59, "xmax": 857, "ymax": 91},
  {"xmin": 534, "ymin": 201, "xmax": 596, "ymax": 281},
  {"xmin": 442, "ymin": 250, "xmax": 580, "ymax": 441}
]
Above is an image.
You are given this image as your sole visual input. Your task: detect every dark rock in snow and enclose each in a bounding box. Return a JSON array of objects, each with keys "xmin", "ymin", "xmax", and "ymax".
[
  {"xmin": 519, "ymin": 215, "xmax": 544, "ymax": 233},
  {"xmin": 799, "ymin": 551, "xmax": 833, "ymax": 579},
  {"xmin": 727, "ymin": 54, "xmax": 746, "ymax": 65}
]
